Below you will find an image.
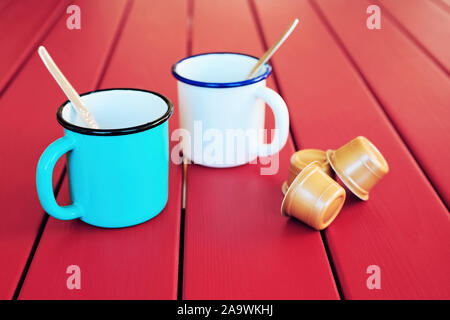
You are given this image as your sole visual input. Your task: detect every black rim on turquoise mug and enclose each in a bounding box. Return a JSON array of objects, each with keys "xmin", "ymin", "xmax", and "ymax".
[{"xmin": 36, "ymin": 88, "xmax": 173, "ymax": 228}]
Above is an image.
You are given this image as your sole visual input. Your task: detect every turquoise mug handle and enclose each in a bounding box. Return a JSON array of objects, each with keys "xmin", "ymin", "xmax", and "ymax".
[{"xmin": 36, "ymin": 136, "xmax": 83, "ymax": 220}]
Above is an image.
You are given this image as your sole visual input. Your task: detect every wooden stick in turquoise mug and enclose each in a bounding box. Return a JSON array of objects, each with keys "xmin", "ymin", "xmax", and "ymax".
[
  {"xmin": 38, "ymin": 46, "xmax": 100, "ymax": 129},
  {"xmin": 36, "ymin": 89, "xmax": 173, "ymax": 228}
]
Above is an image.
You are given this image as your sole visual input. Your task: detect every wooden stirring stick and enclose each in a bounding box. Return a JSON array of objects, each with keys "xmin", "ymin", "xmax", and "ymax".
[
  {"xmin": 38, "ymin": 46, "xmax": 99, "ymax": 129},
  {"xmin": 247, "ymin": 18, "xmax": 299, "ymax": 79}
]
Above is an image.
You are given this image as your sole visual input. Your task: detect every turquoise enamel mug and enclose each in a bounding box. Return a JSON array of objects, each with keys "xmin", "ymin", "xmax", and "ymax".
[{"xmin": 36, "ymin": 88, "xmax": 173, "ymax": 228}]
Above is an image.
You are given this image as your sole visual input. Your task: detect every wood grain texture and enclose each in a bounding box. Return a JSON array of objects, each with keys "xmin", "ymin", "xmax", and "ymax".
[
  {"xmin": 430, "ymin": 0, "xmax": 450, "ymax": 14},
  {"xmin": 0, "ymin": 0, "xmax": 13, "ymax": 13},
  {"xmin": 0, "ymin": 0, "xmax": 127, "ymax": 299},
  {"xmin": 0, "ymin": 0, "xmax": 127, "ymax": 300},
  {"xmin": 314, "ymin": 0, "xmax": 450, "ymax": 207},
  {"xmin": 0, "ymin": 0, "xmax": 69, "ymax": 95},
  {"xmin": 377, "ymin": 0, "xmax": 450, "ymax": 75},
  {"xmin": 18, "ymin": 0, "xmax": 186, "ymax": 299},
  {"xmin": 182, "ymin": 0, "xmax": 339, "ymax": 299},
  {"xmin": 254, "ymin": 0, "xmax": 450, "ymax": 299}
]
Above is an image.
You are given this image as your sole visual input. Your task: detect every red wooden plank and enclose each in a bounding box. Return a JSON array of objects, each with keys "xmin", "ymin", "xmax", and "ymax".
[
  {"xmin": 254, "ymin": 0, "xmax": 450, "ymax": 299},
  {"xmin": 0, "ymin": 0, "xmax": 129, "ymax": 300},
  {"xmin": 377, "ymin": 0, "xmax": 450, "ymax": 74},
  {"xmin": 0, "ymin": 0, "xmax": 13, "ymax": 12},
  {"xmin": 431, "ymin": 0, "xmax": 450, "ymax": 14},
  {"xmin": 0, "ymin": 0, "xmax": 69, "ymax": 95},
  {"xmin": 183, "ymin": 0, "xmax": 339, "ymax": 299},
  {"xmin": 314, "ymin": 0, "xmax": 450, "ymax": 207},
  {"xmin": 19, "ymin": 0, "xmax": 186, "ymax": 299}
]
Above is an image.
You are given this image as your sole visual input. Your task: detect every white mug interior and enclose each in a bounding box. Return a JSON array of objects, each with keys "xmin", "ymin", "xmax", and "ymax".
[
  {"xmin": 173, "ymin": 53, "xmax": 270, "ymax": 84},
  {"xmin": 61, "ymin": 89, "xmax": 169, "ymax": 130}
]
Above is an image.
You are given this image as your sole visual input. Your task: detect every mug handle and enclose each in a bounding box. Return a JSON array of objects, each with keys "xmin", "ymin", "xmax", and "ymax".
[
  {"xmin": 255, "ymin": 86, "xmax": 290, "ymax": 157},
  {"xmin": 36, "ymin": 136, "xmax": 83, "ymax": 220}
]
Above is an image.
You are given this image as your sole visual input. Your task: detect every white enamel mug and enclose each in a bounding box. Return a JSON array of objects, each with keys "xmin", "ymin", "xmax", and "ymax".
[{"xmin": 172, "ymin": 52, "xmax": 290, "ymax": 168}]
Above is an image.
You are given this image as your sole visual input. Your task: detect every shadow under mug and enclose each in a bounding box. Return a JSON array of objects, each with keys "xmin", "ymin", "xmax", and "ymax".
[
  {"xmin": 36, "ymin": 88, "xmax": 173, "ymax": 228},
  {"xmin": 172, "ymin": 52, "xmax": 290, "ymax": 168}
]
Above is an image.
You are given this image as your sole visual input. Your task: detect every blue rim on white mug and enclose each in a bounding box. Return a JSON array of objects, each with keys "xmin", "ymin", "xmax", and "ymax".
[
  {"xmin": 171, "ymin": 52, "xmax": 272, "ymax": 88},
  {"xmin": 171, "ymin": 52, "xmax": 290, "ymax": 167}
]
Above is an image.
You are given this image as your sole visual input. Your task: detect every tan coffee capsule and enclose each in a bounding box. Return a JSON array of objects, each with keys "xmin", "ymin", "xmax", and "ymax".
[
  {"xmin": 281, "ymin": 162, "xmax": 346, "ymax": 230},
  {"xmin": 282, "ymin": 149, "xmax": 332, "ymax": 194},
  {"xmin": 326, "ymin": 136, "xmax": 389, "ymax": 201}
]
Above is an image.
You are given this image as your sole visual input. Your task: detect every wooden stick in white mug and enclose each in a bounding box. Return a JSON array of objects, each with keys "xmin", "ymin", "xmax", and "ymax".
[
  {"xmin": 38, "ymin": 46, "xmax": 99, "ymax": 129},
  {"xmin": 246, "ymin": 18, "xmax": 299, "ymax": 80}
]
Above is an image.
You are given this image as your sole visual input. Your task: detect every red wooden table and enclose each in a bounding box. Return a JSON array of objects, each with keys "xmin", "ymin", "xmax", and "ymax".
[{"xmin": 0, "ymin": 0, "xmax": 449, "ymax": 300}]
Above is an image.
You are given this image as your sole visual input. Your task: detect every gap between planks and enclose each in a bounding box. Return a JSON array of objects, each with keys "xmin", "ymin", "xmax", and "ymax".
[
  {"xmin": 12, "ymin": 166, "xmax": 67, "ymax": 300},
  {"xmin": 430, "ymin": 0, "xmax": 450, "ymax": 15},
  {"xmin": 248, "ymin": 0, "xmax": 344, "ymax": 299},
  {"xmin": 308, "ymin": 0, "xmax": 449, "ymax": 211},
  {"xmin": 0, "ymin": 0, "xmax": 71, "ymax": 97},
  {"xmin": 12, "ymin": 0, "xmax": 135, "ymax": 299},
  {"xmin": 373, "ymin": 0, "xmax": 449, "ymax": 77},
  {"xmin": 178, "ymin": 0, "xmax": 195, "ymax": 300},
  {"xmin": 94, "ymin": 0, "xmax": 135, "ymax": 89}
]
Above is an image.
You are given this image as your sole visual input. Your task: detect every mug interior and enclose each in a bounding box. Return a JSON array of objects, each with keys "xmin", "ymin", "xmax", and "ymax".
[
  {"xmin": 173, "ymin": 53, "xmax": 271, "ymax": 86},
  {"xmin": 60, "ymin": 89, "xmax": 171, "ymax": 131}
]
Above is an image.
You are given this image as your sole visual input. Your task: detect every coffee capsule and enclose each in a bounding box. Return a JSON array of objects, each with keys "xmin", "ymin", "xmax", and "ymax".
[
  {"xmin": 326, "ymin": 136, "xmax": 389, "ymax": 201},
  {"xmin": 281, "ymin": 162, "xmax": 346, "ymax": 230},
  {"xmin": 282, "ymin": 149, "xmax": 332, "ymax": 194}
]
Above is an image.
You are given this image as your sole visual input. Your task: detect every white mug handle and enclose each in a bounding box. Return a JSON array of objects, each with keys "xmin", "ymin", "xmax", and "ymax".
[{"xmin": 254, "ymin": 86, "xmax": 290, "ymax": 157}]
